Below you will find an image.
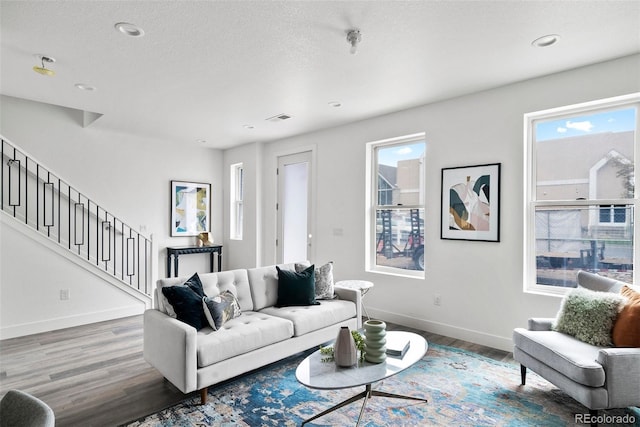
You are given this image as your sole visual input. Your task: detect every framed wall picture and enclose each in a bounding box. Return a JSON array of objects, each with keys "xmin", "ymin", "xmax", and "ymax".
[
  {"xmin": 170, "ymin": 180, "xmax": 211, "ymax": 237},
  {"xmin": 441, "ymin": 163, "xmax": 501, "ymax": 242}
]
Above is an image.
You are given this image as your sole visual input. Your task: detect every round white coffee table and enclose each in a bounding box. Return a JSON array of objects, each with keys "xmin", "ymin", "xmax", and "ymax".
[{"xmin": 295, "ymin": 331, "xmax": 428, "ymax": 426}]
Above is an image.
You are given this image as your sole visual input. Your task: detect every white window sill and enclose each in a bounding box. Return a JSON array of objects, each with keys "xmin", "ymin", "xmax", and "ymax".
[
  {"xmin": 366, "ymin": 266, "xmax": 424, "ymax": 280},
  {"xmin": 524, "ymin": 284, "xmax": 571, "ymax": 298}
]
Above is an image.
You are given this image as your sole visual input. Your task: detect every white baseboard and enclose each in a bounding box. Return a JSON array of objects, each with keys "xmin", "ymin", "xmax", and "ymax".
[
  {"xmin": 367, "ymin": 307, "xmax": 514, "ymax": 352},
  {"xmin": 0, "ymin": 305, "xmax": 144, "ymax": 340}
]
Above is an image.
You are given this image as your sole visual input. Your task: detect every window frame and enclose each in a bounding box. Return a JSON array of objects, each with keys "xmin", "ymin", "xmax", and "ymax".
[
  {"xmin": 365, "ymin": 133, "xmax": 426, "ymax": 278},
  {"xmin": 230, "ymin": 162, "xmax": 243, "ymax": 240},
  {"xmin": 598, "ymin": 204, "xmax": 628, "ymax": 226},
  {"xmin": 523, "ymin": 93, "xmax": 639, "ymax": 295}
]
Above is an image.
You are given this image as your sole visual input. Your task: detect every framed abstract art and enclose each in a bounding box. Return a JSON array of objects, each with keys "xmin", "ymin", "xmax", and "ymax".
[
  {"xmin": 441, "ymin": 163, "xmax": 501, "ymax": 242},
  {"xmin": 171, "ymin": 180, "xmax": 211, "ymax": 237}
]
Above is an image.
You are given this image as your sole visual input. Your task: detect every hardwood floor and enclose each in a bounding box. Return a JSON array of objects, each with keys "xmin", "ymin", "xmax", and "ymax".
[{"xmin": 0, "ymin": 315, "xmax": 514, "ymax": 426}]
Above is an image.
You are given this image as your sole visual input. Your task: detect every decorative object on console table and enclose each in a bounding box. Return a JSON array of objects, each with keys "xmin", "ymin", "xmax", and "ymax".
[
  {"xmin": 197, "ymin": 232, "xmax": 213, "ymax": 247},
  {"xmin": 333, "ymin": 326, "xmax": 357, "ymax": 367},
  {"xmin": 170, "ymin": 180, "xmax": 211, "ymax": 237},
  {"xmin": 166, "ymin": 245, "xmax": 223, "ymax": 277},
  {"xmin": 440, "ymin": 163, "xmax": 501, "ymax": 242},
  {"xmin": 364, "ymin": 319, "xmax": 387, "ymax": 363}
]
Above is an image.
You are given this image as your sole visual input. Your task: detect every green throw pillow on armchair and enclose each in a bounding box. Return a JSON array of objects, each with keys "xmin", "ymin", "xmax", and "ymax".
[{"xmin": 552, "ymin": 287, "xmax": 626, "ymax": 346}]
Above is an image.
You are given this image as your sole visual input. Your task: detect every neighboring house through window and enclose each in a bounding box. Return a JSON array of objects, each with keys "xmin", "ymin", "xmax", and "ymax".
[
  {"xmin": 366, "ymin": 133, "xmax": 426, "ymax": 276},
  {"xmin": 524, "ymin": 94, "xmax": 638, "ymax": 294}
]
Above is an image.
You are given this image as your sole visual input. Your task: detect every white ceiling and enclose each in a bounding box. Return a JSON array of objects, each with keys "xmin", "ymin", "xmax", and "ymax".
[{"xmin": 1, "ymin": 1, "xmax": 639, "ymax": 149}]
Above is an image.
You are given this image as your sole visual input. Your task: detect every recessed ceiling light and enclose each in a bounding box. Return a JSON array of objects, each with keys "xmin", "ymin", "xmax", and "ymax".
[
  {"xmin": 196, "ymin": 139, "xmax": 207, "ymax": 144},
  {"xmin": 243, "ymin": 125, "xmax": 255, "ymax": 129},
  {"xmin": 328, "ymin": 101, "xmax": 342, "ymax": 108},
  {"xmin": 75, "ymin": 83, "xmax": 96, "ymax": 92},
  {"xmin": 115, "ymin": 22, "xmax": 145, "ymax": 37},
  {"xmin": 532, "ymin": 34, "xmax": 560, "ymax": 48}
]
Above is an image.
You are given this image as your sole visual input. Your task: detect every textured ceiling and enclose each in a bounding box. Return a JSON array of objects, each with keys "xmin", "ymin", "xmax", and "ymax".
[{"xmin": 1, "ymin": 1, "xmax": 639, "ymax": 149}]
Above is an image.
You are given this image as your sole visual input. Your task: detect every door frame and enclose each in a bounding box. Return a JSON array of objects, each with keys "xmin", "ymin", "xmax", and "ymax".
[{"xmin": 276, "ymin": 147, "xmax": 316, "ymax": 264}]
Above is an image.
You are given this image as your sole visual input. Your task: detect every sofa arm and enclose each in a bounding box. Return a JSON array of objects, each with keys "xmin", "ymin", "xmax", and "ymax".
[
  {"xmin": 527, "ymin": 318, "xmax": 555, "ymax": 331},
  {"xmin": 598, "ymin": 347, "xmax": 640, "ymax": 408},
  {"xmin": 143, "ymin": 309, "xmax": 198, "ymax": 394},
  {"xmin": 597, "ymin": 347, "xmax": 640, "ymax": 408},
  {"xmin": 334, "ymin": 286, "xmax": 362, "ymax": 329}
]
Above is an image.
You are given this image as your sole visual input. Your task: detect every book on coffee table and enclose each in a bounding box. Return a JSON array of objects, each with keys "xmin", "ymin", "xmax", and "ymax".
[{"xmin": 386, "ymin": 335, "xmax": 410, "ymax": 358}]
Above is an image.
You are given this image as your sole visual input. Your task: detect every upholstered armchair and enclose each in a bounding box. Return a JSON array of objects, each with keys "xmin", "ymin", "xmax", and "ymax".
[
  {"xmin": 0, "ymin": 389, "xmax": 55, "ymax": 427},
  {"xmin": 513, "ymin": 271, "xmax": 640, "ymax": 426}
]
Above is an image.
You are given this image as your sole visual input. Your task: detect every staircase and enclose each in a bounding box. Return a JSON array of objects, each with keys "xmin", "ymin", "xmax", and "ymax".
[{"xmin": 1, "ymin": 137, "xmax": 153, "ymax": 300}]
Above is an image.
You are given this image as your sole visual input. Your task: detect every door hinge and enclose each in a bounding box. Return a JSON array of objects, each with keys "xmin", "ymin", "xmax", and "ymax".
[
  {"xmin": 276, "ymin": 239, "xmax": 279, "ymax": 246},
  {"xmin": 276, "ymin": 203, "xmax": 279, "ymax": 210}
]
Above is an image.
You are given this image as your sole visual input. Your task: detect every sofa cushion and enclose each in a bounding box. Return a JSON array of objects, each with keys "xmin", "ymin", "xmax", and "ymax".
[
  {"xmin": 552, "ymin": 287, "xmax": 626, "ymax": 346},
  {"xmin": 196, "ymin": 311, "xmax": 294, "ymax": 367},
  {"xmin": 202, "ymin": 291, "xmax": 241, "ymax": 331},
  {"xmin": 276, "ymin": 265, "xmax": 319, "ymax": 307},
  {"xmin": 247, "ymin": 263, "xmax": 298, "ymax": 311},
  {"xmin": 198, "ymin": 269, "xmax": 254, "ymax": 312},
  {"xmin": 260, "ymin": 299, "xmax": 356, "ymax": 337},
  {"xmin": 296, "ymin": 261, "xmax": 335, "ymax": 300},
  {"xmin": 158, "ymin": 273, "xmax": 204, "ymax": 318},
  {"xmin": 612, "ymin": 285, "xmax": 640, "ymax": 347},
  {"xmin": 161, "ymin": 277, "xmax": 208, "ymax": 330},
  {"xmin": 513, "ymin": 328, "xmax": 605, "ymax": 387}
]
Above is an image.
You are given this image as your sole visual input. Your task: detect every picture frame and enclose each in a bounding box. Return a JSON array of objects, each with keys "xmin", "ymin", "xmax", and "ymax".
[
  {"xmin": 441, "ymin": 163, "xmax": 501, "ymax": 242},
  {"xmin": 170, "ymin": 180, "xmax": 211, "ymax": 237}
]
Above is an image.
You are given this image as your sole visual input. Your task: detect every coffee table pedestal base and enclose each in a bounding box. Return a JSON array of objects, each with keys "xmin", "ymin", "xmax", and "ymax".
[{"xmin": 301, "ymin": 383, "xmax": 428, "ymax": 426}]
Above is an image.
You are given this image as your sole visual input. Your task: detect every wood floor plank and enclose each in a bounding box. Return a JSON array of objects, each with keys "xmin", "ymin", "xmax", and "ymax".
[{"xmin": 0, "ymin": 315, "xmax": 514, "ymax": 426}]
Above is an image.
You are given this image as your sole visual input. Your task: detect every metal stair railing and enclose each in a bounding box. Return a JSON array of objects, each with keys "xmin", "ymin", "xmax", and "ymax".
[{"xmin": 1, "ymin": 137, "xmax": 152, "ymax": 297}]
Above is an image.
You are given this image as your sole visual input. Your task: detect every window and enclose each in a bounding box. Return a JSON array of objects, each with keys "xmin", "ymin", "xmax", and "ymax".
[
  {"xmin": 366, "ymin": 134, "xmax": 426, "ymax": 276},
  {"xmin": 230, "ymin": 163, "xmax": 243, "ymax": 240},
  {"xmin": 599, "ymin": 205, "xmax": 627, "ymax": 225},
  {"xmin": 525, "ymin": 94, "xmax": 638, "ymax": 294}
]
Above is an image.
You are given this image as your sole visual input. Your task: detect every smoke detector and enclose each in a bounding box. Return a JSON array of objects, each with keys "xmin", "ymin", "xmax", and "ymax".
[
  {"xmin": 33, "ymin": 55, "xmax": 56, "ymax": 76},
  {"xmin": 266, "ymin": 113, "xmax": 292, "ymax": 123}
]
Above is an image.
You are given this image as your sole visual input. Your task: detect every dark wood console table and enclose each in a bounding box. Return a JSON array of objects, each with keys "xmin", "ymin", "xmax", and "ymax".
[{"xmin": 166, "ymin": 245, "xmax": 223, "ymax": 277}]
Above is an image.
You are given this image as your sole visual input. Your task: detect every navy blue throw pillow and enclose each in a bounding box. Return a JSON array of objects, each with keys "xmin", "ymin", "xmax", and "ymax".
[
  {"xmin": 275, "ymin": 265, "xmax": 319, "ymax": 307},
  {"xmin": 182, "ymin": 273, "xmax": 205, "ymax": 297},
  {"xmin": 161, "ymin": 273, "xmax": 207, "ymax": 330}
]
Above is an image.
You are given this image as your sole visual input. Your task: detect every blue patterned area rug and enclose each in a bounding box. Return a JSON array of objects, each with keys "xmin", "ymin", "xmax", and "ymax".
[{"xmin": 127, "ymin": 344, "xmax": 635, "ymax": 427}]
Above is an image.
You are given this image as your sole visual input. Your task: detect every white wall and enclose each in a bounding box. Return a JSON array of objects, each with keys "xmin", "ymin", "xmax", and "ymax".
[
  {"xmin": 0, "ymin": 95, "xmax": 224, "ymax": 337},
  {"xmin": 2, "ymin": 55, "xmax": 637, "ymax": 345},
  {"xmin": 1, "ymin": 216, "xmax": 146, "ymax": 339},
  {"xmin": 223, "ymin": 142, "xmax": 262, "ymax": 269},
  {"xmin": 256, "ymin": 54, "xmax": 640, "ymax": 351}
]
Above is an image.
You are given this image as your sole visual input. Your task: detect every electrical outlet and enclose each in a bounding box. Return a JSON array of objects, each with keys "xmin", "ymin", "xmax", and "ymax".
[
  {"xmin": 434, "ymin": 294, "xmax": 441, "ymax": 306},
  {"xmin": 60, "ymin": 289, "xmax": 70, "ymax": 300}
]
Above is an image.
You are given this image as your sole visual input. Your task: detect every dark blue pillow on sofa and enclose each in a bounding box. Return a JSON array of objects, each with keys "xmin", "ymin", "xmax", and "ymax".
[
  {"xmin": 275, "ymin": 265, "xmax": 319, "ymax": 307},
  {"xmin": 161, "ymin": 273, "xmax": 207, "ymax": 330}
]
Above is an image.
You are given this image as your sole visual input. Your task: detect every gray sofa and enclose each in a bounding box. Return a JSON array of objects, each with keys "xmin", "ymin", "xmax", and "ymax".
[
  {"xmin": 513, "ymin": 271, "xmax": 640, "ymax": 423},
  {"xmin": 143, "ymin": 262, "xmax": 361, "ymax": 404}
]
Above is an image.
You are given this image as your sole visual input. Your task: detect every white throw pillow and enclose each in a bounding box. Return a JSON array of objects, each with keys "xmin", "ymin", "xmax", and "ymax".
[{"xmin": 296, "ymin": 261, "xmax": 335, "ymax": 300}]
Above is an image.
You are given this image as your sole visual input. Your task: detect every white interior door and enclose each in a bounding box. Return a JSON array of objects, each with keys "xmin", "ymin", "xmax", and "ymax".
[{"xmin": 277, "ymin": 151, "xmax": 313, "ymax": 264}]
